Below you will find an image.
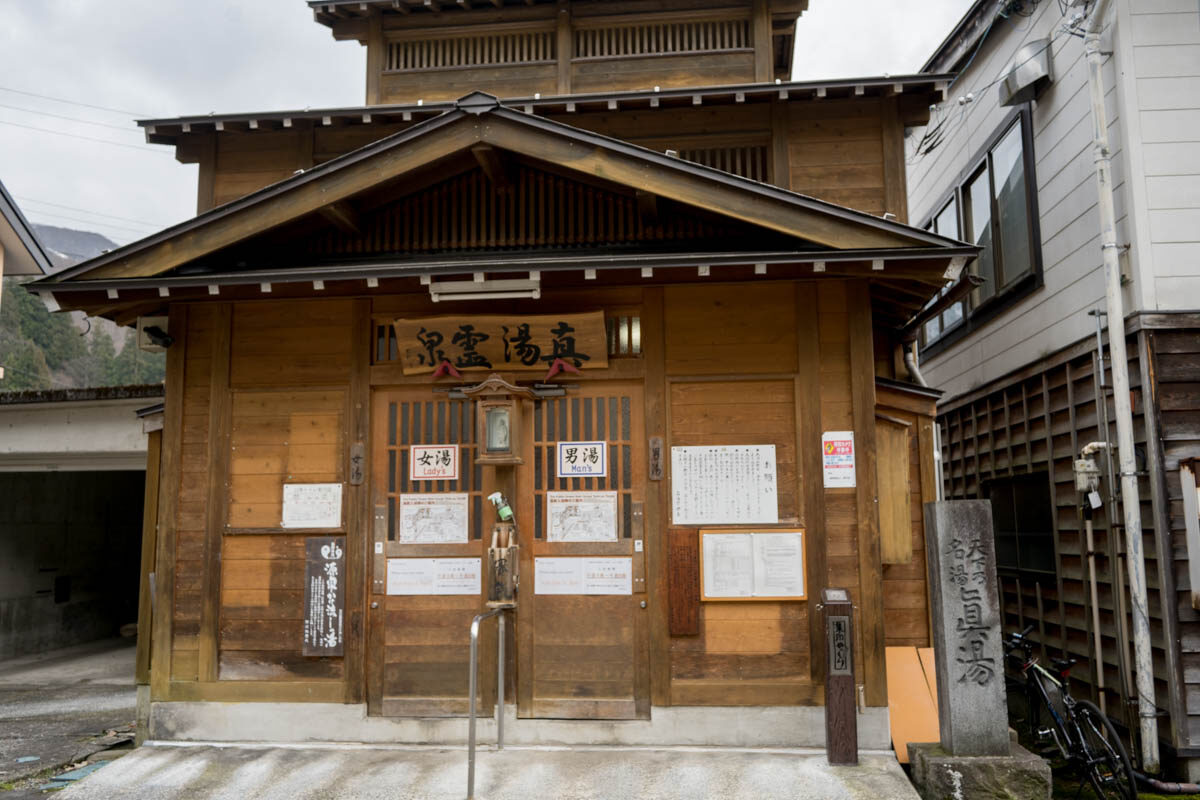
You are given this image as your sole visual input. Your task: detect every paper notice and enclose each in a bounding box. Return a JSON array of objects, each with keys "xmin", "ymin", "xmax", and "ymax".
[
  {"xmin": 282, "ymin": 483, "xmax": 343, "ymax": 529},
  {"xmin": 822, "ymin": 431, "xmax": 856, "ymax": 488},
  {"xmin": 535, "ymin": 557, "xmax": 633, "ymax": 595},
  {"xmin": 547, "ymin": 491, "xmax": 618, "ymax": 542},
  {"xmin": 398, "ymin": 493, "xmax": 469, "ymax": 543},
  {"xmin": 752, "ymin": 532, "xmax": 805, "ymax": 598},
  {"xmin": 387, "ymin": 557, "xmax": 481, "ymax": 595},
  {"xmin": 701, "ymin": 533, "xmax": 755, "ymax": 598},
  {"xmin": 670, "ymin": 445, "xmax": 778, "ymax": 525}
]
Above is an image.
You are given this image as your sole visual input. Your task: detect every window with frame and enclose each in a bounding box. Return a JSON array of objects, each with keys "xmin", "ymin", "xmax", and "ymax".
[
  {"xmin": 920, "ymin": 108, "xmax": 1040, "ymax": 350},
  {"xmin": 984, "ymin": 472, "xmax": 1055, "ymax": 577}
]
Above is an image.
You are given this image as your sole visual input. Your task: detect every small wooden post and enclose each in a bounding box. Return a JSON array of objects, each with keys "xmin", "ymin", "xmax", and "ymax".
[{"xmin": 823, "ymin": 587, "xmax": 858, "ymax": 765}]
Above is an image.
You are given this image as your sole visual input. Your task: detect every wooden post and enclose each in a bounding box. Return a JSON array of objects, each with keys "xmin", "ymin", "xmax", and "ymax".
[
  {"xmin": 823, "ymin": 588, "xmax": 857, "ymax": 765},
  {"xmin": 752, "ymin": 0, "xmax": 772, "ymax": 83},
  {"xmin": 556, "ymin": 1, "xmax": 571, "ymax": 95},
  {"xmin": 135, "ymin": 428, "xmax": 163, "ymax": 686}
]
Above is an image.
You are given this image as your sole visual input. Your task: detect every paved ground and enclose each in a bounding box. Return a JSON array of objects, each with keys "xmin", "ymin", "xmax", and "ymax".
[
  {"xmin": 54, "ymin": 742, "xmax": 920, "ymax": 800},
  {"xmin": 0, "ymin": 638, "xmax": 137, "ymax": 796}
]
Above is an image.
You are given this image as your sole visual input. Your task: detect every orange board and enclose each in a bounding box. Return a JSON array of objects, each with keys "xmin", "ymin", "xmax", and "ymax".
[{"xmin": 885, "ymin": 646, "xmax": 940, "ymax": 763}]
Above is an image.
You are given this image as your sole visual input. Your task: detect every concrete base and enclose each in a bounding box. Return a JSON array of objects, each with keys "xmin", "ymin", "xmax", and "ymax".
[
  {"xmin": 908, "ymin": 742, "xmax": 1050, "ymax": 800},
  {"xmin": 135, "ymin": 684, "xmax": 151, "ymax": 746},
  {"xmin": 150, "ymin": 702, "xmax": 892, "ymax": 750}
]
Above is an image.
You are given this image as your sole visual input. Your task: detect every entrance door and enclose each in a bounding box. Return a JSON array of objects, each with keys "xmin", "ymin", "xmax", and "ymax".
[
  {"xmin": 368, "ymin": 390, "xmax": 494, "ymax": 716},
  {"xmin": 368, "ymin": 382, "xmax": 649, "ymax": 720},
  {"xmin": 516, "ymin": 382, "xmax": 649, "ymax": 720}
]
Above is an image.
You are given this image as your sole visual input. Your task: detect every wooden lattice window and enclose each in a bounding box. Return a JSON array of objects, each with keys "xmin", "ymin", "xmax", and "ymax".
[
  {"xmin": 387, "ymin": 28, "xmax": 555, "ymax": 71},
  {"xmin": 531, "ymin": 394, "xmax": 635, "ymax": 540},
  {"xmin": 573, "ymin": 18, "xmax": 751, "ymax": 59},
  {"xmin": 382, "ymin": 398, "xmax": 484, "ymax": 541},
  {"xmin": 677, "ymin": 146, "xmax": 768, "ymax": 183}
]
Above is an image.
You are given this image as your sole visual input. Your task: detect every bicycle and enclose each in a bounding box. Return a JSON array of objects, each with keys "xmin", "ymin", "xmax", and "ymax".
[{"xmin": 1004, "ymin": 624, "xmax": 1138, "ymax": 800}]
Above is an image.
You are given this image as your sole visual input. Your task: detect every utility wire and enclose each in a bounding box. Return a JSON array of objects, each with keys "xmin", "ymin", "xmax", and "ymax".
[
  {"xmin": 0, "ymin": 102, "xmax": 142, "ymax": 133},
  {"xmin": 22, "ymin": 208, "xmax": 149, "ymax": 237},
  {"xmin": 0, "ymin": 119, "xmax": 170, "ymax": 154},
  {"xmin": 0, "ymin": 85, "xmax": 147, "ymax": 118},
  {"xmin": 16, "ymin": 195, "xmax": 169, "ymax": 229}
]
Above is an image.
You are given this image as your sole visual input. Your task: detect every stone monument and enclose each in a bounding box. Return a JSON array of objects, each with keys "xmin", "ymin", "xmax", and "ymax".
[{"xmin": 908, "ymin": 500, "xmax": 1051, "ymax": 800}]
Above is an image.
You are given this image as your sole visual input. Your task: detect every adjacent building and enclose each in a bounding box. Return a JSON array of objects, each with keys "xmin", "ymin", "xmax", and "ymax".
[{"xmin": 908, "ymin": 0, "xmax": 1200, "ymax": 779}]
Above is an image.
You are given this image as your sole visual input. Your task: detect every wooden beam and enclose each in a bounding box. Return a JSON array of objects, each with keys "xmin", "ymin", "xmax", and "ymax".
[
  {"xmin": 752, "ymin": 0, "xmax": 772, "ymax": 82},
  {"xmin": 471, "ymin": 143, "xmax": 514, "ymax": 191},
  {"xmin": 797, "ymin": 281, "xmax": 827, "ymax": 685},
  {"xmin": 319, "ymin": 200, "xmax": 364, "ymax": 235},
  {"xmin": 344, "ymin": 298, "xmax": 371, "ymax": 704},
  {"xmin": 555, "ymin": 0, "xmax": 571, "ymax": 95},
  {"xmin": 135, "ymin": 429, "xmax": 162, "ymax": 688},
  {"xmin": 366, "ymin": 10, "xmax": 383, "ymax": 105},
  {"xmin": 642, "ymin": 287, "xmax": 670, "ymax": 706}
]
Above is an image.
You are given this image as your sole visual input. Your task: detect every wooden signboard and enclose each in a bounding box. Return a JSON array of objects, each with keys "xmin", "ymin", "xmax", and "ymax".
[
  {"xmin": 303, "ymin": 536, "xmax": 345, "ymax": 656},
  {"xmin": 392, "ymin": 312, "xmax": 608, "ymax": 375},
  {"xmin": 668, "ymin": 529, "xmax": 700, "ymax": 635},
  {"xmin": 698, "ymin": 529, "xmax": 806, "ymax": 602}
]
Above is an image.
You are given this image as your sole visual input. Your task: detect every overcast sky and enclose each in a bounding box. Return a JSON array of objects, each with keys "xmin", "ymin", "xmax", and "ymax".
[{"xmin": 0, "ymin": 0, "xmax": 973, "ymax": 247}]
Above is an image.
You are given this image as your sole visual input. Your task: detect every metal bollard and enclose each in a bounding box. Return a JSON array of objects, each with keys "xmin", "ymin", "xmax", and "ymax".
[{"xmin": 467, "ymin": 606, "xmax": 507, "ymax": 800}]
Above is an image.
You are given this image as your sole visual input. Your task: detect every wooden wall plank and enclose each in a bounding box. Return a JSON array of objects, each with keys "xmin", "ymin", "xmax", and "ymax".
[{"xmin": 877, "ymin": 417, "xmax": 913, "ymax": 565}]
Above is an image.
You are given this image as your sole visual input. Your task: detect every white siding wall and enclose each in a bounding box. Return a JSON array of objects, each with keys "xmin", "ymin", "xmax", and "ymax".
[
  {"xmin": 1121, "ymin": 0, "xmax": 1200, "ymax": 308},
  {"xmin": 906, "ymin": 0, "xmax": 1183, "ymax": 399}
]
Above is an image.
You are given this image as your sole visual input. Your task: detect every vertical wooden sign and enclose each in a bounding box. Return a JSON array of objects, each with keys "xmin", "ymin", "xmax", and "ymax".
[
  {"xmin": 823, "ymin": 587, "xmax": 857, "ymax": 765},
  {"xmin": 304, "ymin": 536, "xmax": 346, "ymax": 656},
  {"xmin": 667, "ymin": 530, "xmax": 700, "ymax": 636}
]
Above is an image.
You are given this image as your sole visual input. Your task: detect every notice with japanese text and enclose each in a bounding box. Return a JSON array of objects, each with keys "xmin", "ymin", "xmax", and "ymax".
[
  {"xmin": 534, "ymin": 557, "xmax": 633, "ymax": 595},
  {"xmin": 557, "ymin": 441, "xmax": 608, "ymax": 477},
  {"xmin": 701, "ymin": 530, "xmax": 805, "ymax": 600},
  {"xmin": 281, "ymin": 483, "xmax": 343, "ymax": 529},
  {"xmin": 410, "ymin": 445, "xmax": 459, "ymax": 481},
  {"xmin": 822, "ymin": 431, "xmax": 856, "ymax": 488},
  {"xmin": 398, "ymin": 493, "xmax": 469, "ymax": 543},
  {"xmin": 386, "ymin": 557, "xmax": 481, "ymax": 595},
  {"xmin": 547, "ymin": 491, "xmax": 618, "ymax": 542},
  {"xmin": 670, "ymin": 445, "xmax": 778, "ymax": 525}
]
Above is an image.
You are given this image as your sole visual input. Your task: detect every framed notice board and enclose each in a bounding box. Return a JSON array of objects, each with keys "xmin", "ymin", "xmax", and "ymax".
[{"xmin": 698, "ymin": 529, "xmax": 806, "ymax": 602}]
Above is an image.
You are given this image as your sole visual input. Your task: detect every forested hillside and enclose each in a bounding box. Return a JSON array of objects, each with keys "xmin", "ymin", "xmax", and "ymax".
[{"xmin": 0, "ymin": 224, "xmax": 164, "ymax": 392}]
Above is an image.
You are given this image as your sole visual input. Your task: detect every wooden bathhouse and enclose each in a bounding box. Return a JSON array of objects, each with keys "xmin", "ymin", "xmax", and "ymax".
[{"xmin": 31, "ymin": 0, "xmax": 976, "ymax": 745}]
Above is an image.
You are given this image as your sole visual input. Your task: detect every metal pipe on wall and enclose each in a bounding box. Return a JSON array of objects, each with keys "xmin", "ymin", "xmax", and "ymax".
[{"xmin": 1083, "ymin": 0, "xmax": 1160, "ymax": 771}]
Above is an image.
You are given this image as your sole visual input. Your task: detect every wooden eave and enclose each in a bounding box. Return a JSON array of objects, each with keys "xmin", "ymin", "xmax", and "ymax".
[{"xmin": 138, "ymin": 75, "xmax": 952, "ymax": 148}]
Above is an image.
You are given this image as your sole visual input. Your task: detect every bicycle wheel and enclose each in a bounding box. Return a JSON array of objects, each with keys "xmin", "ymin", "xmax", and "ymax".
[{"xmin": 1073, "ymin": 699, "xmax": 1137, "ymax": 800}]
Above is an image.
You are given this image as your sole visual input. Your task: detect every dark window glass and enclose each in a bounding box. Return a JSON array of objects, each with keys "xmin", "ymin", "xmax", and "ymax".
[
  {"xmin": 993, "ymin": 123, "xmax": 1033, "ymax": 287},
  {"xmin": 967, "ymin": 167, "xmax": 996, "ymax": 304},
  {"xmin": 985, "ymin": 473, "xmax": 1054, "ymax": 577}
]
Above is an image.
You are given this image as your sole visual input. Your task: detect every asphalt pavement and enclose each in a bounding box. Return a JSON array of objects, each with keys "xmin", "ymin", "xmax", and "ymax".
[{"xmin": 0, "ymin": 638, "xmax": 137, "ymax": 797}]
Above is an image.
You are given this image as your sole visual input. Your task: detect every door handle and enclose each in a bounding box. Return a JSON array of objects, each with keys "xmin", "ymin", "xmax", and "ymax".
[
  {"xmin": 639, "ymin": 601, "xmax": 647, "ymax": 609},
  {"xmin": 371, "ymin": 601, "xmax": 380, "ymax": 609}
]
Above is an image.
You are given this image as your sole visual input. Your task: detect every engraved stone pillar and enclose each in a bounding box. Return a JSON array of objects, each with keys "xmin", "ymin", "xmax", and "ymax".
[{"xmin": 924, "ymin": 500, "xmax": 1009, "ymax": 757}]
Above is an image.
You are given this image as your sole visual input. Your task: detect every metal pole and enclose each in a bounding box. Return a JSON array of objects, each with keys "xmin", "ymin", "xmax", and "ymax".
[
  {"xmin": 496, "ymin": 610, "xmax": 505, "ymax": 750},
  {"xmin": 1083, "ymin": 0, "xmax": 1159, "ymax": 771},
  {"xmin": 467, "ymin": 607, "xmax": 503, "ymax": 800}
]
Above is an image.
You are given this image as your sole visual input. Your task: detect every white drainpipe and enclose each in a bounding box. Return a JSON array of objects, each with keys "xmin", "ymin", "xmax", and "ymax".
[{"xmin": 1084, "ymin": 0, "xmax": 1159, "ymax": 771}]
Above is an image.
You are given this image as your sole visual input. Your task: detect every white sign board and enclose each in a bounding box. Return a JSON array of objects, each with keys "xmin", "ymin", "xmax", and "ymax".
[
  {"xmin": 386, "ymin": 557, "xmax": 481, "ymax": 595},
  {"xmin": 547, "ymin": 491, "xmax": 618, "ymax": 542},
  {"xmin": 701, "ymin": 530, "xmax": 805, "ymax": 600},
  {"xmin": 822, "ymin": 431, "xmax": 856, "ymax": 488},
  {"xmin": 398, "ymin": 493, "xmax": 469, "ymax": 543},
  {"xmin": 410, "ymin": 445, "xmax": 459, "ymax": 481},
  {"xmin": 557, "ymin": 441, "xmax": 608, "ymax": 477},
  {"xmin": 281, "ymin": 483, "xmax": 343, "ymax": 529},
  {"xmin": 534, "ymin": 557, "xmax": 633, "ymax": 595},
  {"xmin": 670, "ymin": 445, "xmax": 778, "ymax": 525}
]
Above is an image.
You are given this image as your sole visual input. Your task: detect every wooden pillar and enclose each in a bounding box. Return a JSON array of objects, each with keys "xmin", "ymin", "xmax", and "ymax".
[
  {"xmin": 797, "ymin": 283, "xmax": 827, "ymax": 684},
  {"xmin": 642, "ymin": 287, "xmax": 670, "ymax": 706},
  {"xmin": 880, "ymin": 98, "xmax": 909, "ymax": 223},
  {"xmin": 556, "ymin": 1, "xmax": 572, "ymax": 96},
  {"xmin": 198, "ymin": 304, "xmax": 232, "ymax": 683},
  {"xmin": 150, "ymin": 305, "xmax": 188, "ymax": 701},
  {"xmin": 135, "ymin": 428, "xmax": 163, "ymax": 686},
  {"xmin": 196, "ymin": 134, "xmax": 217, "ymax": 214},
  {"xmin": 752, "ymin": 0, "xmax": 773, "ymax": 83},
  {"xmin": 771, "ymin": 102, "xmax": 791, "ymax": 190},
  {"xmin": 849, "ymin": 281, "xmax": 886, "ymax": 707},
  {"xmin": 366, "ymin": 10, "xmax": 384, "ymax": 105},
  {"xmin": 344, "ymin": 298, "xmax": 371, "ymax": 704}
]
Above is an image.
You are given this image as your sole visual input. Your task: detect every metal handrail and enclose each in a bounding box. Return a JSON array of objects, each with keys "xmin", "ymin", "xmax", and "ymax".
[{"xmin": 467, "ymin": 606, "xmax": 508, "ymax": 800}]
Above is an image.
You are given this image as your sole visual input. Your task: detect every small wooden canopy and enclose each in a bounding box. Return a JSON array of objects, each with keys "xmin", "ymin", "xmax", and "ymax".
[{"xmin": 33, "ymin": 92, "xmax": 975, "ymax": 327}]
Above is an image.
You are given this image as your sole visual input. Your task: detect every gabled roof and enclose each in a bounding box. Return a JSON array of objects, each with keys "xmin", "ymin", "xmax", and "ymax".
[
  {"xmin": 45, "ymin": 92, "xmax": 967, "ymax": 285},
  {"xmin": 34, "ymin": 93, "xmax": 975, "ymax": 332},
  {"xmin": 0, "ymin": 179, "xmax": 53, "ymax": 277}
]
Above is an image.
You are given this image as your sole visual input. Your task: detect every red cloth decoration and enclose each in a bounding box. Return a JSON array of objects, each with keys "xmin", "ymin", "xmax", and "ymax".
[
  {"xmin": 543, "ymin": 358, "xmax": 582, "ymax": 381},
  {"xmin": 431, "ymin": 360, "xmax": 463, "ymax": 379}
]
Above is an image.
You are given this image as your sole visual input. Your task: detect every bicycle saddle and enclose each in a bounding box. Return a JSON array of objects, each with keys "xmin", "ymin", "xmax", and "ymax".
[{"xmin": 1050, "ymin": 656, "xmax": 1077, "ymax": 673}]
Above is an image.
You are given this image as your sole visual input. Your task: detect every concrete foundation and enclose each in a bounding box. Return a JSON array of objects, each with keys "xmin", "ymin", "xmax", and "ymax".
[
  {"xmin": 907, "ymin": 742, "xmax": 1050, "ymax": 800},
  {"xmin": 150, "ymin": 702, "xmax": 892, "ymax": 750}
]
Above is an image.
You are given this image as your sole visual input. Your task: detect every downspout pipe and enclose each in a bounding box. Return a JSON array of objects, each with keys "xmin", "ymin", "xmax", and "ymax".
[{"xmin": 1084, "ymin": 0, "xmax": 1160, "ymax": 772}]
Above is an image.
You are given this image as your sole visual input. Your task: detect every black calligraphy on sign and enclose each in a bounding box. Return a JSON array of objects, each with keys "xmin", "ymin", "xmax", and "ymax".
[
  {"xmin": 303, "ymin": 536, "xmax": 345, "ymax": 657},
  {"xmin": 947, "ymin": 535, "xmax": 995, "ymax": 686},
  {"xmin": 393, "ymin": 313, "xmax": 608, "ymax": 375},
  {"xmin": 828, "ymin": 615, "xmax": 852, "ymax": 676}
]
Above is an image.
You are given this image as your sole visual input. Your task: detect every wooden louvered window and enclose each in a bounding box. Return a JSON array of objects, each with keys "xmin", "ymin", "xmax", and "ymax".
[
  {"xmin": 386, "ymin": 27, "xmax": 555, "ymax": 72},
  {"xmin": 573, "ymin": 17, "xmax": 751, "ymax": 59}
]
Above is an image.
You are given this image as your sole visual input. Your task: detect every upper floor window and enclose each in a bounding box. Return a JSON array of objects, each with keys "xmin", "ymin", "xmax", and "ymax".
[
  {"xmin": 985, "ymin": 472, "xmax": 1055, "ymax": 578},
  {"xmin": 921, "ymin": 108, "xmax": 1040, "ymax": 352}
]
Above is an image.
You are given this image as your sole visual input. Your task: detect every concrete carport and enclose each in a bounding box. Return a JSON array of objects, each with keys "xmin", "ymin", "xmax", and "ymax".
[{"xmin": 0, "ymin": 385, "xmax": 162, "ymax": 659}]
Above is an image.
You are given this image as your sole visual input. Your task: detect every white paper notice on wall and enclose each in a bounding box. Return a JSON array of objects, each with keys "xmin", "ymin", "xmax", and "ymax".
[
  {"xmin": 547, "ymin": 491, "xmax": 618, "ymax": 542},
  {"xmin": 398, "ymin": 493, "xmax": 469, "ymax": 543},
  {"xmin": 821, "ymin": 431, "xmax": 856, "ymax": 488},
  {"xmin": 670, "ymin": 445, "xmax": 778, "ymax": 525},
  {"xmin": 386, "ymin": 558, "xmax": 481, "ymax": 595},
  {"xmin": 281, "ymin": 483, "xmax": 343, "ymax": 529},
  {"xmin": 534, "ymin": 557, "xmax": 633, "ymax": 595}
]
